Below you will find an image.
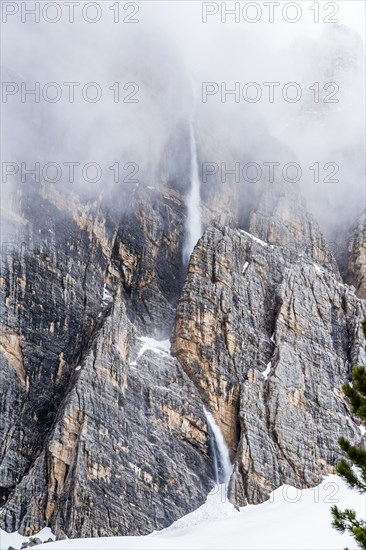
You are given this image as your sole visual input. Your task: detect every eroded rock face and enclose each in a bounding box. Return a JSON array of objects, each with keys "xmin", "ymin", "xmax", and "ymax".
[
  {"xmin": 0, "ymin": 179, "xmax": 213, "ymax": 537},
  {"xmin": 172, "ymin": 225, "xmax": 366, "ymax": 505},
  {"xmin": 0, "ymin": 173, "xmax": 365, "ymax": 538},
  {"xmin": 248, "ymin": 182, "xmax": 339, "ymax": 271},
  {"xmin": 0, "ymin": 181, "xmax": 112, "ymax": 510},
  {"xmin": 110, "ymin": 184, "xmax": 186, "ymax": 336},
  {"xmin": 1, "ymin": 299, "xmax": 212, "ymax": 538},
  {"xmin": 344, "ymin": 213, "xmax": 366, "ymax": 299}
]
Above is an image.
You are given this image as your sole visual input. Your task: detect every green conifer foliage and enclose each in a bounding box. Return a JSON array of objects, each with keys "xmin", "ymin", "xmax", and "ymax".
[{"xmin": 331, "ymin": 320, "xmax": 366, "ymax": 549}]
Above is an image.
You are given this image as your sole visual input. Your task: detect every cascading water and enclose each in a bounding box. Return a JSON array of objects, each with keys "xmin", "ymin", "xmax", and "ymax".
[
  {"xmin": 204, "ymin": 408, "xmax": 232, "ymax": 485},
  {"xmin": 182, "ymin": 121, "xmax": 203, "ymax": 265}
]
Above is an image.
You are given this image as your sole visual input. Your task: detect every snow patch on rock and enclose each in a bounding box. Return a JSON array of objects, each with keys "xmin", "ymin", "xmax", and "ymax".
[
  {"xmin": 262, "ymin": 361, "xmax": 272, "ymax": 379},
  {"xmin": 240, "ymin": 230, "xmax": 269, "ymax": 247},
  {"xmin": 130, "ymin": 337, "xmax": 171, "ymax": 366},
  {"xmin": 0, "ymin": 527, "xmax": 55, "ymax": 550}
]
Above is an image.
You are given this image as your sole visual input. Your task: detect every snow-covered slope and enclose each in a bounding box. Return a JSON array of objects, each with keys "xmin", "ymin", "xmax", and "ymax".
[
  {"xmin": 2, "ymin": 476, "xmax": 363, "ymax": 550},
  {"xmin": 0, "ymin": 527, "xmax": 55, "ymax": 550}
]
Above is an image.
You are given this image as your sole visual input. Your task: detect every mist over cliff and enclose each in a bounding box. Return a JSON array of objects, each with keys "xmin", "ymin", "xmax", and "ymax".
[
  {"xmin": 0, "ymin": 2, "xmax": 365, "ymax": 549},
  {"xmin": 2, "ymin": 6, "xmax": 364, "ymax": 235}
]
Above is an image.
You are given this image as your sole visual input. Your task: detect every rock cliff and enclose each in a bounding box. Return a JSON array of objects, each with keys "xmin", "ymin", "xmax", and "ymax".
[
  {"xmin": 0, "ymin": 168, "xmax": 365, "ymax": 540},
  {"xmin": 344, "ymin": 213, "xmax": 366, "ymax": 299},
  {"xmin": 0, "ymin": 178, "xmax": 212, "ymax": 538},
  {"xmin": 172, "ymin": 223, "xmax": 366, "ymax": 505}
]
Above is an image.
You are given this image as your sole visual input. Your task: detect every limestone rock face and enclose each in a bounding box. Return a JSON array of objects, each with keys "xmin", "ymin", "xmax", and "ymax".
[
  {"xmin": 344, "ymin": 213, "xmax": 366, "ymax": 299},
  {"xmin": 248, "ymin": 182, "xmax": 339, "ymax": 271},
  {"xmin": 0, "ymin": 179, "xmax": 213, "ymax": 538},
  {"xmin": 0, "ymin": 181, "xmax": 112, "ymax": 511},
  {"xmin": 111, "ymin": 184, "xmax": 186, "ymax": 335},
  {"xmin": 1, "ymin": 299, "xmax": 211, "ymax": 538},
  {"xmin": 172, "ymin": 224, "xmax": 366, "ymax": 505},
  {"xmin": 0, "ymin": 173, "xmax": 365, "ymax": 539}
]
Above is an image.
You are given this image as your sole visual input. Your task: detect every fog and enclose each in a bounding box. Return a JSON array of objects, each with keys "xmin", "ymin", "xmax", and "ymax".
[{"xmin": 1, "ymin": 1, "xmax": 365, "ymax": 239}]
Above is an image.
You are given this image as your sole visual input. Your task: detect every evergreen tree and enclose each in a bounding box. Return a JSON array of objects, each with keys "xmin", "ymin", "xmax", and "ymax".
[{"xmin": 331, "ymin": 319, "xmax": 366, "ymax": 549}]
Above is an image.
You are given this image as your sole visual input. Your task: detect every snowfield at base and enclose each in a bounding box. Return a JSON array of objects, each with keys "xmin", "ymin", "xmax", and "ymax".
[
  {"xmin": 0, "ymin": 527, "xmax": 55, "ymax": 550},
  {"xmin": 4, "ymin": 475, "xmax": 363, "ymax": 550}
]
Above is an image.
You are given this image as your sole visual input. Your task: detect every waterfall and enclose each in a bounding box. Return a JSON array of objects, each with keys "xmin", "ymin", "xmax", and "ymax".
[
  {"xmin": 204, "ymin": 408, "xmax": 232, "ymax": 485},
  {"xmin": 182, "ymin": 121, "xmax": 202, "ymax": 265}
]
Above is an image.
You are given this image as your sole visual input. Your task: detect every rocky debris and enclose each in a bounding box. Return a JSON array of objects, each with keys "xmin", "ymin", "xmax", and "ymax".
[
  {"xmin": 7, "ymin": 537, "xmax": 55, "ymax": 550},
  {"xmin": 172, "ymin": 224, "xmax": 366, "ymax": 505},
  {"xmin": 23, "ymin": 537, "xmax": 42, "ymax": 547},
  {"xmin": 7, "ymin": 536, "xmax": 50, "ymax": 550}
]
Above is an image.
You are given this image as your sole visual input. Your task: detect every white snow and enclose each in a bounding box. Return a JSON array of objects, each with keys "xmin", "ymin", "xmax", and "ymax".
[
  {"xmin": 262, "ymin": 361, "xmax": 272, "ymax": 379},
  {"xmin": 313, "ymin": 263, "xmax": 323, "ymax": 274},
  {"xmin": 75, "ymin": 365, "xmax": 82, "ymax": 371},
  {"xmin": 0, "ymin": 527, "xmax": 55, "ymax": 550},
  {"xmin": 242, "ymin": 261, "xmax": 249, "ymax": 275},
  {"xmin": 32, "ymin": 475, "xmax": 365, "ymax": 550},
  {"xmin": 102, "ymin": 284, "xmax": 113, "ymax": 302},
  {"xmin": 240, "ymin": 230, "xmax": 269, "ymax": 247},
  {"xmin": 359, "ymin": 425, "xmax": 366, "ymax": 436},
  {"xmin": 130, "ymin": 337, "xmax": 171, "ymax": 366},
  {"xmin": 137, "ymin": 337, "xmax": 171, "ymax": 354}
]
